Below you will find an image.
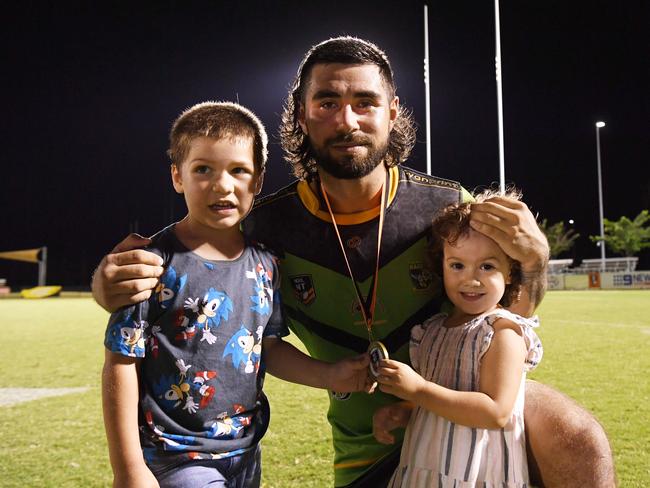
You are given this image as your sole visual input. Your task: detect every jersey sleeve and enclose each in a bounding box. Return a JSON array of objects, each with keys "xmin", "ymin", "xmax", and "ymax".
[
  {"xmin": 460, "ymin": 186, "xmax": 474, "ymax": 203},
  {"xmin": 262, "ymin": 256, "xmax": 289, "ymax": 339},
  {"xmin": 104, "ymin": 299, "xmax": 151, "ymax": 358}
]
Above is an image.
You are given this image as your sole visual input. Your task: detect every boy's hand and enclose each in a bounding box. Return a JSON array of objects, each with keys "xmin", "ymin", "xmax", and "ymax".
[
  {"xmin": 113, "ymin": 464, "xmax": 159, "ymax": 488},
  {"xmin": 375, "ymin": 359, "xmax": 426, "ymax": 401},
  {"xmin": 372, "ymin": 401, "xmax": 413, "ymax": 444},
  {"xmin": 327, "ymin": 354, "xmax": 376, "ymax": 393},
  {"xmin": 92, "ymin": 233, "xmax": 164, "ymax": 312}
]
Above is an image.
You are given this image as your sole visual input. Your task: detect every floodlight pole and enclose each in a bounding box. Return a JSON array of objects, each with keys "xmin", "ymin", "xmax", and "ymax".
[
  {"xmin": 595, "ymin": 121, "xmax": 606, "ymax": 271},
  {"xmin": 424, "ymin": 3, "xmax": 432, "ymax": 175},
  {"xmin": 494, "ymin": 0, "xmax": 506, "ymax": 193}
]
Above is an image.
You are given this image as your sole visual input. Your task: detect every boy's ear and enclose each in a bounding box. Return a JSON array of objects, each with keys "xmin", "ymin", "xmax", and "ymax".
[
  {"xmin": 254, "ymin": 172, "xmax": 265, "ymax": 196},
  {"xmin": 171, "ymin": 164, "xmax": 184, "ymax": 193},
  {"xmin": 297, "ymin": 103, "xmax": 308, "ymax": 135}
]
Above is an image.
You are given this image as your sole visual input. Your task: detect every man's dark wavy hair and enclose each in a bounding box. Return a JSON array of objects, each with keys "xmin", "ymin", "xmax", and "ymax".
[{"xmin": 280, "ymin": 36, "xmax": 416, "ymax": 180}]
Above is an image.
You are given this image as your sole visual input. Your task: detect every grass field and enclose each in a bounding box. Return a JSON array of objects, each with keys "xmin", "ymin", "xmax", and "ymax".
[{"xmin": 0, "ymin": 291, "xmax": 648, "ymax": 487}]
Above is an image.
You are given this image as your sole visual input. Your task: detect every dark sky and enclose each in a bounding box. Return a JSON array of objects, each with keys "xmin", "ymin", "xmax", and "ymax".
[{"xmin": 2, "ymin": 1, "xmax": 649, "ymax": 287}]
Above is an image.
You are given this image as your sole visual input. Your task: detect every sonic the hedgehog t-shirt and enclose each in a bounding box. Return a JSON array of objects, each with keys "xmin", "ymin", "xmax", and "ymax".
[{"xmin": 104, "ymin": 223, "xmax": 287, "ymax": 472}]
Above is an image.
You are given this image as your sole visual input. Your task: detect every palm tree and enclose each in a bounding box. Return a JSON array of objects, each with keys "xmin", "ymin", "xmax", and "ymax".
[{"xmin": 539, "ymin": 219, "xmax": 580, "ymax": 259}]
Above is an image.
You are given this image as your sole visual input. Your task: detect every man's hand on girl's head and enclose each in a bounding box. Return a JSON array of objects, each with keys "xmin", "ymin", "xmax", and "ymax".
[{"xmin": 469, "ymin": 197, "xmax": 549, "ymax": 273}]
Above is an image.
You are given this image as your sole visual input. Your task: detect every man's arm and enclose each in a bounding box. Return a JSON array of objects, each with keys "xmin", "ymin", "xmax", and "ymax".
[
  {"xmin": 469, "ymin": 197, "xmax": 549, "ymax": 317},
  {"xmin": 262, "ymin": 337, "xmax": 375, "ymax": 393},
  {"xmin": 524, "ymin": 380, "xmax": 616, "ymax": 487},
  {"xmin": 92, "ymin": 234, "xmax": 164, "ymax": 312},
  {"xmin": 102, "ymin": 350, "xmax": 159, "ymax": 488}
]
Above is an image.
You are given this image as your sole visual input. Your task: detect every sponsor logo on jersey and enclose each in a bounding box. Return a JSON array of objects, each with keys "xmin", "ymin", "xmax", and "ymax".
[
  {"xmin": 290, "ymin": 274, "xmax": 316, "ymax": 305},
  {"xmin": 409, "ymin": 263, "xmax": 433, "ymax": 291},
  {"xmin": 331, "ymin": 391, "xmax": 351, "ymax": 401}
]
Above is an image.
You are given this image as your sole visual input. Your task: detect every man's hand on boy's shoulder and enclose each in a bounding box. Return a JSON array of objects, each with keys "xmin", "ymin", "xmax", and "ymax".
[{"xmin": 92, "ymin": 233, "xmax": 164, "ymax": 312}]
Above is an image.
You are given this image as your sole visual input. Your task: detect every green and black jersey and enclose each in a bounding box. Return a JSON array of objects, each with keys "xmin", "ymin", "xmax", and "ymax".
[{"xmin": 243, "ymin": 165, "xmax": 469, "ymax": 486}]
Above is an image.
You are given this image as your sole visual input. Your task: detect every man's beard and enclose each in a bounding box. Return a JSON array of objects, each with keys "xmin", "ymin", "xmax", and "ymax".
[{"xmin": 309, "ymin": 133, "xmax": 389, "ymax": 179}]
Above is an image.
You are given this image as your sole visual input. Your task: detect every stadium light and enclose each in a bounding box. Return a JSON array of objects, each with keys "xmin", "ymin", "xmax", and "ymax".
[{"xmin": 595, "ymin": 121, "xmax": 606, "ymax": 271}]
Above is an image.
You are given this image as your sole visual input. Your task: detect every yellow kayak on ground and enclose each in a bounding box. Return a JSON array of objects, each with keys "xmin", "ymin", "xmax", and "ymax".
[{"xmin": 20, "ymin": 286, "xmax": 62, "ymax": 298}]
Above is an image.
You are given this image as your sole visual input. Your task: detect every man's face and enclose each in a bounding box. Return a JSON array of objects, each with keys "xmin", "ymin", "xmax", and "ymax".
[{"xmin": 298, "ymin": 63, "xmax": 398, "ymax": 179}]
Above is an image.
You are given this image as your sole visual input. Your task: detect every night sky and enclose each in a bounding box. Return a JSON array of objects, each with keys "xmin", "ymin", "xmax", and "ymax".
[{"xmin": 2, "ymin": 1, "xmax": 648, "ymax": 287}]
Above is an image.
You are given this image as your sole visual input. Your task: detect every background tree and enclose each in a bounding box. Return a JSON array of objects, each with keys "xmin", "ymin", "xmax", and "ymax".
[
  {"xmin": 590, "ymin": 210, "xmax": 650, "ymax": 256},
  {"xmin": 540, "ymin": 219, "xmax": 580, "ymax": 258}
]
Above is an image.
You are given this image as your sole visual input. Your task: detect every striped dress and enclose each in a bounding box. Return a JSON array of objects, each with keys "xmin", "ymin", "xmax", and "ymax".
[{"xmin": 389, "ymin": 309, "xmax": 543, "ymax": 488}]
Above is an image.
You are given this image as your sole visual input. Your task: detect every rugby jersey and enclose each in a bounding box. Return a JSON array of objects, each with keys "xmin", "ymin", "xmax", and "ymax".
[{"xmin": 243, "ymin": 165, "xmax": 468, "ymax": 486}]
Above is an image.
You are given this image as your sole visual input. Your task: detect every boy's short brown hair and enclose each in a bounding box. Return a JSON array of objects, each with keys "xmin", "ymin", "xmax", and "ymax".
[
  {"xmin": 168, "ymin": 101, "xmax": 268, "ymax": 173},
  {"xmin": 429, "ymin": 189, "xmax": 523, "ymax": 307}
]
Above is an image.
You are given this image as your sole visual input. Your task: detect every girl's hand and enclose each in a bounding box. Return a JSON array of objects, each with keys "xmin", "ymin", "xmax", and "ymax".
[{"xmin": 375, "ymin": 359, "xmax": 426, "ymax": 401}]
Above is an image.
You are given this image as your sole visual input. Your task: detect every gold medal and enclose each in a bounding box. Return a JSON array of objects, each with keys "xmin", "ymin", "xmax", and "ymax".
[{"xmin": 368, "ymin": 340, "xmax": 389, "ymax": 378}]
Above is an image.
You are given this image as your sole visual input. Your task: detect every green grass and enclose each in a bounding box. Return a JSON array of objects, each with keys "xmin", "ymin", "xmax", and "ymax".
[{"xmin": 0, "ymin": 291, "xmax": 648, "ymax": 486}]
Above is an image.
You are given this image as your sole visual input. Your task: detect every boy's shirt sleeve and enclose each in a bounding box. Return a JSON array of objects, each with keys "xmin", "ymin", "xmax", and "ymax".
[
  {"xmin": 262, "ymin": 256, "xmax": 289, "ymax": 339},
  {"xmin": 104, "ymin": 244, "xmax": 165, "ymax": 357},
  {"xmin": 104, "ymin": 299, "xmax": 151, "ymax": 358}
]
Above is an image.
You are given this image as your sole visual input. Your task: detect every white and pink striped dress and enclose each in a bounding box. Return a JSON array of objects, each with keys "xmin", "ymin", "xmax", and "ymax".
[{"xmin": 389, "ymin": 309, "xmax": 543, "ymax": 488}]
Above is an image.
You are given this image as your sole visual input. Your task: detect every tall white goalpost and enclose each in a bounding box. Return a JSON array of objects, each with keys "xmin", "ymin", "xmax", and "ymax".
[{"xmin": 423, "ymin": 2, "xmax": 507, "ymax": 190}]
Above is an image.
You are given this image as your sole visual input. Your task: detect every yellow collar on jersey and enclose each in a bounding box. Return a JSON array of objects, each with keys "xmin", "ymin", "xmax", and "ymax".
[{"xmin": 296, "ymin": 165, "xmax": 399, "ymax": 225}]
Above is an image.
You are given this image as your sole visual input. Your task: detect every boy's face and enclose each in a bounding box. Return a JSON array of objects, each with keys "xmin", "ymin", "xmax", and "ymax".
[{"xmin": 171, "ymin": 136, "xmax": 262, "ymax": 235}]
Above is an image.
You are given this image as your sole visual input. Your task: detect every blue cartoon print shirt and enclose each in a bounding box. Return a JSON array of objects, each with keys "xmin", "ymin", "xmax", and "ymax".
[{"xmin": 104, "ymin": 224, "xmax": 287, "ymax": 468}]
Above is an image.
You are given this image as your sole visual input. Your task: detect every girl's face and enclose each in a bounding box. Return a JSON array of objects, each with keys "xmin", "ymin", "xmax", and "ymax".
[{"xmin": 443, "ymin": 229, "xmax": 512, "ymax": 319}]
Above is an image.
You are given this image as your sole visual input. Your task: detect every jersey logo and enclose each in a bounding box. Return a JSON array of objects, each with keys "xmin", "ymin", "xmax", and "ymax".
[
  {"xmin": 290, "ymin": 274, "xmax": 316, "ymax": 305},
  {"xmin": 409, "ymin": 263, "xmax": 433, "ymax": 291}
]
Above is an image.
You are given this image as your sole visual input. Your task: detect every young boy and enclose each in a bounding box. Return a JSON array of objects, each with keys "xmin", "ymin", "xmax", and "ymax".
[{"xmin": 102, "ymin": 101, "xmax": 373, "ymax": 488}]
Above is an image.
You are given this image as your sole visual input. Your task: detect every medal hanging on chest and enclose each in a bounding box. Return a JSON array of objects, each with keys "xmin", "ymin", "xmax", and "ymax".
[{"xmin": 320, "ymin": 175, "xmax": 389, "ymax": 378}]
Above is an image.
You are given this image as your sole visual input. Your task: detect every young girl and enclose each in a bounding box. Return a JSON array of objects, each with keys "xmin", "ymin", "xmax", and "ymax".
[{"xmin": 374, "ymin": 192, "xmax": 543, "ymax": 487}]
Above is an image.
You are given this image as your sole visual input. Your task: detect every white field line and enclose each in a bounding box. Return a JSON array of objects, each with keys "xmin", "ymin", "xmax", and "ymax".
[
  {"xmin": 0, "ymin": 387, "xmax": 89, "ymax": 407},
  {"xmin": 552, "ymin": 319, "xmax": 649, "ymax": 330}
]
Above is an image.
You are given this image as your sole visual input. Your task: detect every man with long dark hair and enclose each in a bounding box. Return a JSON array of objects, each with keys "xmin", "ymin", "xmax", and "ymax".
[{"xmin": 93, "ymin": 37, "xmax": 614, "ymax": 487}]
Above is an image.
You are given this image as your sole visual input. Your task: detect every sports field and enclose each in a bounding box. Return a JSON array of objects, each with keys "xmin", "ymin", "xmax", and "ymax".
[{"xmin": 0, "ymin": 290, "xmax": 648, "ymax": 487}]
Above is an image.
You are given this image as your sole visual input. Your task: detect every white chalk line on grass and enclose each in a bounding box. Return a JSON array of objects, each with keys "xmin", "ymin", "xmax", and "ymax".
[
  {"xmin": 553, "ymin": 319, "xmax": 650, "ymax": 330},
  {"xmin": 0, "ymin": 387, "xmax": 89, "ymax": 407}
]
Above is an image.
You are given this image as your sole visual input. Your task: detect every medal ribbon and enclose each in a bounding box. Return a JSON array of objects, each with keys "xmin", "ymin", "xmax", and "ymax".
[{"xmin": 319, "ymin": 174, "xmax": 387, "ymax": 341}]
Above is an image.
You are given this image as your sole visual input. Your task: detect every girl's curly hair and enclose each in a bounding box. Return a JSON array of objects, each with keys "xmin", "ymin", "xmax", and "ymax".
[{"xmin": 429, "ymin": 189, "xmax": 524, "ymax": 307}]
